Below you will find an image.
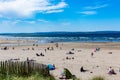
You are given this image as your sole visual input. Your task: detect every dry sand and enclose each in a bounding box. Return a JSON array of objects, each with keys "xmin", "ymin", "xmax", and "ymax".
[{"xmin": 0, "ymin": 39, "xmax": 120, "ymax": 80}]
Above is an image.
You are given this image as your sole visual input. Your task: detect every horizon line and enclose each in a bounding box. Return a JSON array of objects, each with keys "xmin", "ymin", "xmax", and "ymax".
[{"xmin": 0, "ymin": 30, "xmax": 120, "ymax": 34}]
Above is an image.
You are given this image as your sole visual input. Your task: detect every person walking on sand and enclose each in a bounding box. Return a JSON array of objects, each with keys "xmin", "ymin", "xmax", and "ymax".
[
  {"xmin": 91, "ymin": 52, "xmax": 94, "ymax": 57},
  {"xmin": 94, "ymin": 48, "xmax": 96, "ymax": 52}
]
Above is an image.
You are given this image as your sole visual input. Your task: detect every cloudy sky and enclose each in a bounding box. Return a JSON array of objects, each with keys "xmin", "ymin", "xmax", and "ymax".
[{"xmin": 0, "ymin": 0, "xmax": 120, "ymax": 33}]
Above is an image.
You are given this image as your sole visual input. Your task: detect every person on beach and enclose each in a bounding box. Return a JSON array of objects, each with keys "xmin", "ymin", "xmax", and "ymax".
[
  {"xmin": 109, "ymin": 67, "xmax": 112, "ymax": 71},
  {"xmin": 44, "ymin": 49, "xmax": 47, "ymax": 52},
  {"xmin": 80, "ymin": 66, "xmax": 88, "ymax": 72},
  {"xmin": 51, "ymin": 47, "xmax": 54, "ymax": 50},
  {"xmin": 33, "ymin": 44, "xmax": 35, "ymax": 46},
  {"xmin": 27, "ymin": 57, "xmax": 29, "ymax": 61},
  {"xmin": 3, "ymin": 46, "xmax": 8, "ymax": 50},
  {"xmin": 91, "ymin": 52, "xmax": 94, "ymax": 57},
  {"xmin": 40, "ymin": 52, "xmax": 44, "ymax": 56},
  {"xmin": 108, "ymin": 67, "xmax": 116, "ymax": 75},
  {"xmin": 12, "ymin": 47, "xmax": 14, "ymax": 50},
  {"xmin": 47, "ymin": 47, "xmax": 50, "ymax": 50},
  {"xmin": 36, "ymin": 44, "xmax": 38, "ymax": 47},
  {"xmin": 66, "ymin": 56, "xmax": 69, "ymax": 60},
  {"xmin": 36, "ymin": 53, "xmax": 40, "ymax": 56},
  {"xmin": 32, "ymin": 48, "xmax": 34, "ymax": 50},
  {"xmin": 96, "ymin": 48, "xmax": 100, "ymax": 51},
  {"xmin": 94, "ymin": 48, "xmax": 96, "ymax": 52},
  {"xmin": 55, "ymin": 43, "xmax": 58, "ymax": 48}
]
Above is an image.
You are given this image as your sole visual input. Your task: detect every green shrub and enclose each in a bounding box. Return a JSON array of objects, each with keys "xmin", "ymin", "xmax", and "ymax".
[
  {"xmin": 64, "ymin": 68, "xmax": 72, "ymax": 79},
  {"xmin": 91, "ymin": 76, "xmax": 105, "ymax": 80}
]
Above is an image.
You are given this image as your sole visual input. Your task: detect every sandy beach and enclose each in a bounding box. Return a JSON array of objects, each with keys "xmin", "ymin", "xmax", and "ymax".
[{"xmin": 0, "ymin": 39, "xmax": 120, "ymax": 80}]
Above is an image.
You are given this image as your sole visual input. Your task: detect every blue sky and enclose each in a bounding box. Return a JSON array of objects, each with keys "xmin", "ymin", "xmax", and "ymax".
[{"xmin": 0, "ymin": 0, "xmax": 120, "ymax": 33}]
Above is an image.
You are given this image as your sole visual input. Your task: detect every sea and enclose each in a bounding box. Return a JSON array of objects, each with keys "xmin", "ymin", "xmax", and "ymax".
[{"xmin": 0, "ymin": 31, "xmax": 120, "ymax": 45}]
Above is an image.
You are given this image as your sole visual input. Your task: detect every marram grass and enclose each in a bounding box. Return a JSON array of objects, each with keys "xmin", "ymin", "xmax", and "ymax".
[
  {"xmin": 0, "ymin": 61, "xmax": 53, "ymax": 80},
  {"xmin": 0, "ymin": 61, "xmax": 106, "ymax": 80},
  {"xmin": 90, "ymin": 76, "xmax": 105, "ymax": 80},
  {"xmin": 0, "ymin": 61, "xmax": 49, "ymax": 77},
  {"xmin": 0, "ymin": 73, "xmax": 55, "ymax": 80}
]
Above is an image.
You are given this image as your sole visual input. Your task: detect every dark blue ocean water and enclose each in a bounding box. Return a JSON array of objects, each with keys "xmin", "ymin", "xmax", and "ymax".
[{"xmin": 0, "ymin": 31, "xmax": 120, "ymax": 43}]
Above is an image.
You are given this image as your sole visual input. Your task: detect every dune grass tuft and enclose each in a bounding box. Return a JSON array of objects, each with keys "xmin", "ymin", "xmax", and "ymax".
[
  {"xmin": 91, "ymin": 76, "xmax": 105, "ymax": 80},
  {"xmin": 0, "ymin": 61, "xmax": 53, "ymax": 80},
  {"xmin": 0, "ymin": 73, "xmax": 55, "ymax": 80}
]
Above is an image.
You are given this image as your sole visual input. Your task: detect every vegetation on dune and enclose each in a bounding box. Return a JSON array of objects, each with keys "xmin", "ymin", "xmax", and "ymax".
[
  {"xmin": 64, "ymin": 68, "xmax": 73, "ymax": 79},
  {"xmin": 64, "ymin": 68, "xmax": 80, "ymax": 80},
  {"xmin": 0, "ymin": 61, "xmax": 106, "ymax": 80},
  {"xmin": 90, "ymin": 76, "xmax": 105, "ymax": 80},
  {"xmin": 0, "ymin": 61, "xmax": 55, "ymax": 80},
  {"xmin": 0, "ymin": 73, "xmax": 55, "ymax": 80}
]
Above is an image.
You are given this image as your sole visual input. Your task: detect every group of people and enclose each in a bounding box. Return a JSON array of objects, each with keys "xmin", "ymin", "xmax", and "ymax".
[
  {"xmin": 66, "ymin": 56, "xmax": 74, "ymax": 60},
  {"xmin": 36, "ymin": 53, "xmax": 44, "ymax": 56},
  {"xmin": 94, "ymin": 47, "xmax": 100, "ymax": 52},
  {"xmin": 80, "ymin": 66, "xmax": 118, "ymax": 75}
]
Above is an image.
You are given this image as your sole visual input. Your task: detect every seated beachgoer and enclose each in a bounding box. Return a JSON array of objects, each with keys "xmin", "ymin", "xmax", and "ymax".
[
  {"xmin": 72, "ymin": 57, "xmax": 74, "ymax": 59},
  {"xmin": 66, "ymin": 56, "xmax": 69, "ymax": 60},
  {"xmin": 40, "ymin": 53, "xmax": 44, "ymax": 56},
  {"xmin": 108, "ymin": 69, "xmax": 116, "ymax": 75},
  {"xmin": 108, "ymin": 52, "xmax": 112, "ymax": 54},
  {"xmin": 80, "ymin": 66, "xmax": 88, "ymax": 72},
  {"xmin": 69, "ymin": 51, "xmax": 74, "ymax": 54},
  {"xmin": 36, "ymin": 53, "xmax": 40, "ymax": 56}
]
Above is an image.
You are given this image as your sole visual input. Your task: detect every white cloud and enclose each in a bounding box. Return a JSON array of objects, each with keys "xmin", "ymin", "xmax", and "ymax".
[
  {"xmin": 0, "ymin": 0, "xmax": 67, "ymax": 18},
  {"xmin": 0, "ymin": 20, "xmax": 18, "ymax": 26},
  {"xmin": 84, "ymin": 4, "xmax": 108, "ymax": 10},
  {"xmin": 37, "ymin": 19, "xmax": 49, "ymax": 23},
  {"xmin": 79, "ymin": 1, "xmax": 109, "ymax": 16},
  {"xmin": 0, "ymin": 18, "xmax": 50, "ymax": 26},
  {"xmin": 46, "ymin": 9, "xmax": 63, "ymax": 13},
  {"xmin": 79, "ymin": 11, "xmax": 97, "ymax": 15}
]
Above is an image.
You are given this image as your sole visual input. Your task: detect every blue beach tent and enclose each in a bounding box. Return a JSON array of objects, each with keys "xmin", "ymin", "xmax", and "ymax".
[{"xmin": 47, "ymin": 64, "xmax": 55, "ymax": 70}]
